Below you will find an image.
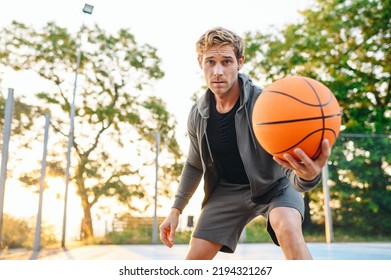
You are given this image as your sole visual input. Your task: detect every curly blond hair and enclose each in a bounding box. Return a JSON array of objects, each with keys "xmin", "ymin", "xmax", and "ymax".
[{"xmin": 195, "ymin": 27, "xmax": 244, "ymax": 60}]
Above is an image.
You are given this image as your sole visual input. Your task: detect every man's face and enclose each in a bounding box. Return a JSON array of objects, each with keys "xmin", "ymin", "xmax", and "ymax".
[{"xmin": 198, "ymin": 44, "xmax": 244, "ymax": 99}]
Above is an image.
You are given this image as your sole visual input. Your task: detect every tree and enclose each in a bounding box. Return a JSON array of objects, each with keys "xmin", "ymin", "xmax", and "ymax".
[
  {"xmin": 0, "ymin": 94, "xmax": 39, "ymax": 140},
  {"xmin": 243, "ymin": 0, "xmax": 390, "ymax": 236},
  {"xmin": 0, "ymin": 21, "xmax": 183, "ymax": 240}
]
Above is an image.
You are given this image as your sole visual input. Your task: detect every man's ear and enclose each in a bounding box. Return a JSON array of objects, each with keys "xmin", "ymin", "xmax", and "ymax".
[
  {"xmin": 198, "ymin": 56, "xmax": 203, "ymax": 69},
  {"xmin": 237, "ymin": 55, "xmax": 245, "ymax": 70}
]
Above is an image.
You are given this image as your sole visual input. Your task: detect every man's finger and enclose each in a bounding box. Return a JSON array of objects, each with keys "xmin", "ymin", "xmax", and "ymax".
[{"xmin": 169, "ymin": 227, "xmax": 176, "ymax": 245}]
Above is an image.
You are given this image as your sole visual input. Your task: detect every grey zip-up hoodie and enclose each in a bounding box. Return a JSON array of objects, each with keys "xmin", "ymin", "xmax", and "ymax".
[{"xmin": 172, "ymin": 73, "xmax": 321, "ymax": 213}]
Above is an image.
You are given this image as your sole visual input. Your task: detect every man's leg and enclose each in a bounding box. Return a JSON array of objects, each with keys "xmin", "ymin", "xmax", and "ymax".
[
  {"xmin": 269, "ymin": 206, "xmax": 312, "ymax": 260},
  {"xmin": 185, "ymin": 237, "xmax": 222, "ymax": 260}
]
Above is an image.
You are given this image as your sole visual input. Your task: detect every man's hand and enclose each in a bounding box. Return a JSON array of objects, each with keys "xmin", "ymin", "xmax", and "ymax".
[
  {"xmin": 273, "ymin": 139, "xmax": 331, "ymax": 181},
  {"xmin": 159, "ymin": 208, "xmax": 180, "ymax": 248}
]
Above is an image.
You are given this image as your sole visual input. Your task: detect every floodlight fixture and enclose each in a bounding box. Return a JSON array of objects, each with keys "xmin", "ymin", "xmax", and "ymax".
[{"xmin": 83, "ymin": 4, "xmax": 94, "ymax": 14}]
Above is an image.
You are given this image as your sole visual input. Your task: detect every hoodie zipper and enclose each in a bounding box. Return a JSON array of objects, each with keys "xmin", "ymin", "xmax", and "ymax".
[
  {"xmin": 244, "ymin": 102, "xmax": 259, "ymax": 154},
  {"xmin": 204, "ymin": 130, "xmax": 214, "ymax": 163},
  {"xmin": 241, "ymin": 84, "xmax": 259, "ymax": 154}
]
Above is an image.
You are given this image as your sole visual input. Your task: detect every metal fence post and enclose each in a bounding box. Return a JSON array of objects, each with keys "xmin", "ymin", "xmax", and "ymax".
[
  {"xmin": 322, "ymin": 164, "xmax": 334, "ymax": 243},
  {"xmin": 152, "ymin": 132, "xmax": 160, "ymax": 244},
  {"xmin": 32, "ymin": 114, "xmax": 50, "ymax": 257},
  {"xmin": 0, "ymin": 88, "xmax": 14, "ymax": 251}
]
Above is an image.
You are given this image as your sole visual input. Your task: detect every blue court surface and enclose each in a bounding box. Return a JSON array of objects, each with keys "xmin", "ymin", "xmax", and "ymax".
[{"xmin": 37, "ymin": 243, "xmax": 391, "ymax": 260}]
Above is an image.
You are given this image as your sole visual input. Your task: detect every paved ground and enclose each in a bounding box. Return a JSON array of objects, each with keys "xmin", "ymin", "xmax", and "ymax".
[{"xmin": 36, "ymin": 243, "xmax": 391, "ymax": 260}]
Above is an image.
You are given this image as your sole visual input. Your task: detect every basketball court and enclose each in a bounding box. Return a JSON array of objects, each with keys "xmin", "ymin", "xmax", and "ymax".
[{"xmin": 36, "ymin": 243, "xmax": 391, "ymax": 260}]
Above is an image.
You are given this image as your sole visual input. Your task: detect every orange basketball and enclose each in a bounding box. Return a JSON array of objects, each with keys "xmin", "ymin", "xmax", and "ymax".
[{"xmin": 252, "ymin": 76, "xmax": 342, "ymax": 160}]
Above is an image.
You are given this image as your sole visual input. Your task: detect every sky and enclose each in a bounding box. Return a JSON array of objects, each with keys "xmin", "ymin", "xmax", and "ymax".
[{"xmin": 0, "ymin": 0, "xmax": 313, "ymax": 240}]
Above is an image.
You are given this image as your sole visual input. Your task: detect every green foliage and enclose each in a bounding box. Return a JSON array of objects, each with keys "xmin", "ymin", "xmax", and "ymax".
[
  {"xmin": 106, "ymin": 213, "xmax": 193, "ymax": 245},
  {"xmin": 172, "ymin": 230, "xmax": 193, "ymax": 244},
  {"xmin": 329, "ymin": 135, "xmax": 391, "ymax": 235},
  {"xmin": 244, "ymin": 0, "xmax": 390, "ymax": 134},
  {"xmin": 108, "ymin": 228, "xmax": 152, "ymax": 244},
  {"xmin": 106, "ymin": 228, "xmax": 190, "ymax": 245},
  {"xmin": 243, "ymin": 0, "xmax": 390, "ymax": 237},
  {"xmin": 0, "ymin": 94, "xmax": 39, "ymax": 137},
  {"xmin": 244, "ymin": 217, "xmax": 273, "ymax": 243}
]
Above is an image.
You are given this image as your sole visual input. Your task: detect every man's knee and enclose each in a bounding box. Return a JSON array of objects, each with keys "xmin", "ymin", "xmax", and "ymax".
[
  {"xmin": 269, "ymin": 207, "xmax": 303, "ymax": 238},
  {"xmin": 186, "ymin": 237, "xmax": 222, "ymax": 260}
]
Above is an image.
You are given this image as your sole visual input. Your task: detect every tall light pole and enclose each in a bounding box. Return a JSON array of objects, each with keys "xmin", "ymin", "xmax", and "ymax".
[{"xmin": 61, "ymin": 3, "xmax": 94, "ymax": 248}]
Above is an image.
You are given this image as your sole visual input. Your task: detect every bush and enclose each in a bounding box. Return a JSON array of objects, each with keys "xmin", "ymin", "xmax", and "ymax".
[
  {"xmin": 1, "ymin": 214, "xmax": 59, "ymax": 249},
  {"xmin": 245, "ymin": 217, "xmax": 273, "ymax": 243},
  {"xmin": 1, "ymin": 214, "xmax": 30, "ymax": 249}
]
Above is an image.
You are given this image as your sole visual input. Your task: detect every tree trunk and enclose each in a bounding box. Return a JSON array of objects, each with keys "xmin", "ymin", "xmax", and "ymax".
[{"xmin": 80, "ymin": 204, "xmax": 94, "ymax": 240}]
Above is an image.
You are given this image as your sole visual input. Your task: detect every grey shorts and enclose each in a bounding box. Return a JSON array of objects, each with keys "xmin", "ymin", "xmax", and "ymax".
[{"xmin": 192, "ymin": 179, "xmax": 304, "ymax": 253}]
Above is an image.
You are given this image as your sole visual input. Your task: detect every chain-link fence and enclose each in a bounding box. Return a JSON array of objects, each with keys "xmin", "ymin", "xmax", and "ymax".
[
  {"xmin": 303, "ymin": 133, "xmax": 391, "ymax": 242},
  {"xmin": 2, "ymin": 124, "xmax": 391, "ymax": 248},
  {"xmin": 108, "ymin": 215, "xmax": 166, "ymax": 244}
]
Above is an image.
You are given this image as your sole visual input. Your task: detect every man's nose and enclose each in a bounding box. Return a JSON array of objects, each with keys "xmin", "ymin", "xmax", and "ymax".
[{"xmin": 213, "ymin": 64, "xmax": 224, "ymax": 76}]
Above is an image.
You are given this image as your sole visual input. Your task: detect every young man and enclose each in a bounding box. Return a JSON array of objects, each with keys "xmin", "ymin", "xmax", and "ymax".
[{"xmin": 159, "ymin": 27, "xmax": 330, "ymax": 260}]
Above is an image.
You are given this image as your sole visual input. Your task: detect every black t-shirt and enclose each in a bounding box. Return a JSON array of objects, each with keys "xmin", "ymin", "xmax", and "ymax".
[{"xmin": 206, "ymin": 93, "xmax": 250, "ymax": 184}]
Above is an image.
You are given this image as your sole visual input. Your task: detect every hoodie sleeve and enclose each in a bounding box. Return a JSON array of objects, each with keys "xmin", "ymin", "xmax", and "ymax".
[
  {"xmin": 282, "ymin": 166, "xmax": 322, "ymax": 192},
  {"xmin": 172, "ymin": 162, "xmax": 203, "ymax": 212},
  {"xmin": 172, "ymin": 105, "xmax": 203, "ymax": 213}
]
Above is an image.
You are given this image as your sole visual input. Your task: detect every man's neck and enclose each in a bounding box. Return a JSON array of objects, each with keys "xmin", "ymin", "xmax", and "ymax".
[{"xmin": 213, "ymin": 82, "xmax": 241, "ymax": 114}]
